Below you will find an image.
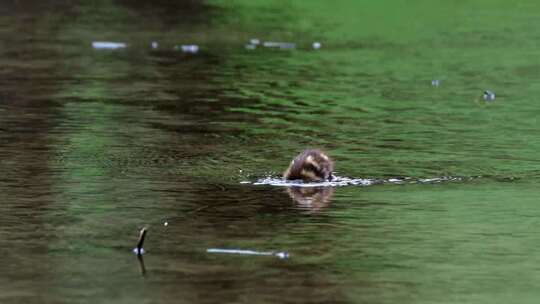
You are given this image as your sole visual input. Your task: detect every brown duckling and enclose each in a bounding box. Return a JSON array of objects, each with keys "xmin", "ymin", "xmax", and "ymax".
[{"xmin": 283, "ymin": 149, "xmax": 334, "ymax": 182}]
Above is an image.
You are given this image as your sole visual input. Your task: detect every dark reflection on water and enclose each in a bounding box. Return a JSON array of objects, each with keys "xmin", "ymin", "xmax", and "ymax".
[
  {"xmin": 287, "ymin": 186, "xmax": 334, "ymax": 212},
  {"xmin": 3, "ymin": 0, "xmax": 540, "ymax": 303},
  {"xmin": 136, "ymin": 253, "xmax": 147, "ymax": 277}
]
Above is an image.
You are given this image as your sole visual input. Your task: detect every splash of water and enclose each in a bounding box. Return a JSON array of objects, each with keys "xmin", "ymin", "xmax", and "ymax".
[
  {"xmin": 249, "ymin": 175, "xmax": 474, "ymax": 187},
  {"xmin": 252, "ymin": 176, "xmax": 376, "ymax": 187}
]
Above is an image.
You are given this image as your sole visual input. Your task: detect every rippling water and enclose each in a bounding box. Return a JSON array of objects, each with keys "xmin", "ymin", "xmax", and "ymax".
[{"xmin": 2, "ymin": 1, "xmax": 540, "ymax": 303}]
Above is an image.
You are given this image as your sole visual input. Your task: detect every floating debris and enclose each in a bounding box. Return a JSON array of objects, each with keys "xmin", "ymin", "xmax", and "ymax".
[
  {"xmin": 163, "ymin": 221, "xmax": 168, "ymax": 226},
  {"xmin": 132, "ymin": 227, "xmax": 147, "ymax": 255},
  {"xmin": 92, "ymin": 41, "xmax": 127, "ymax": 50},
  {"xmin": 175, "ymin": 44, "xmax": 199, "ymax": 54},
  {"xmin": 312, "ymin": 41, "xmax": 322, "ymax": 49},
  {"xmin": 151, "ymin": 41, "xmax": 159, "ymax": 49},
  {"xmin": 431, "ymin": 79, "xmax": 440, "ymax": 87},
  {"xmin": 207, "ymin": 248, "xmax": 289, "ymax": 259},
  {"xmin": 249, "ymin": 38, "xmax": 260, "ymax": 45},
  {"xmin": 483, "ymin": 90, "xmax": 495, "ymax": 101},
  {"xmin": 262, "ymin": 41, "xmax": 296, "ymax": 50}
]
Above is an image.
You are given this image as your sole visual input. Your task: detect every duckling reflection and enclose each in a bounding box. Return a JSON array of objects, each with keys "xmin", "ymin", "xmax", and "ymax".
[{"xmin": 286, "ymin": 186, "xmax": 334, "ymax": 212}]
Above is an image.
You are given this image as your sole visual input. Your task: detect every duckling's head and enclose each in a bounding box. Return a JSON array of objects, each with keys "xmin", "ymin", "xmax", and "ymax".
[{"xmin": 283, "ymin": 149, "xmax": 334, "ymax": 182}]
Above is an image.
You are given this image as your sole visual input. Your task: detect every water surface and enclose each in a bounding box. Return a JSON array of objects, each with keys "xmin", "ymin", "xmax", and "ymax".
[{"xmin": 2, "ymin": 1, "xmax": 540, "ymax": 303}]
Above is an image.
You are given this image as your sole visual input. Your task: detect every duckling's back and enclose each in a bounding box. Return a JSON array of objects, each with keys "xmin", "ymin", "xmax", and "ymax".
[{"xmin": 283, "ymin": 149, "xmax": 334, "ymax": 182}]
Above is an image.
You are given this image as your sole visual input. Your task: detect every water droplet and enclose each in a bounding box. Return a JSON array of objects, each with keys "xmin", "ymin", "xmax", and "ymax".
[
  {"xmin": 175, "ymin": 44, "xmax": 199, "ymax": 54},
  {"xmin": 133, "ymin": 247, "xmax": 145, "ymax": 255},
  {"xmin": 483, "ymin": 90, "xmax": 495, "ymax": 101}
]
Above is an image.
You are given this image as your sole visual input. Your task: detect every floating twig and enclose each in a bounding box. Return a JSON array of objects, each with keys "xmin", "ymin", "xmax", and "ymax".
[
  {"xmin": 207, "ymin": 248, "xmax": 289, "ymax": 259},
  {"xmin": 133, "ymin": 227, "xmax": 147, "ymax": 255},
  {"xmin": 92, "ymin": 41, "xmax": 127, "ymax": 50}
]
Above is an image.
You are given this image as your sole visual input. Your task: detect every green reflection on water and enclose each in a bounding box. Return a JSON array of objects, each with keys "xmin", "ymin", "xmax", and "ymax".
[{"xmin": 209, "ymin": 0, "xmax": 540, "ymax": 180}]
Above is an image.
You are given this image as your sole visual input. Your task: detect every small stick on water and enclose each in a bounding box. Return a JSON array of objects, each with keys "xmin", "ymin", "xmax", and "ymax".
[
  {"xmin": 207, "ymin": 248, "xmax": 289, "ymax": 259},
  {"xmin": 133, "ymin": 227, "xmax": 147, "ymax": 255}
]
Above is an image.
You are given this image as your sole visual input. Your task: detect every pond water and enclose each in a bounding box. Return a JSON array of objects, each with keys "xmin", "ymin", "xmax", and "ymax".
[{"xmin": 2, "ymin": 1, "xmax": 540, "ymax": 303}]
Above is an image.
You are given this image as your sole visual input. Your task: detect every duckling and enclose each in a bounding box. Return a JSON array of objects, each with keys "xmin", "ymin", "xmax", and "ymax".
[{"xmin": 283, "ymin": 149, "xmax": 334, "ymax": 182}]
